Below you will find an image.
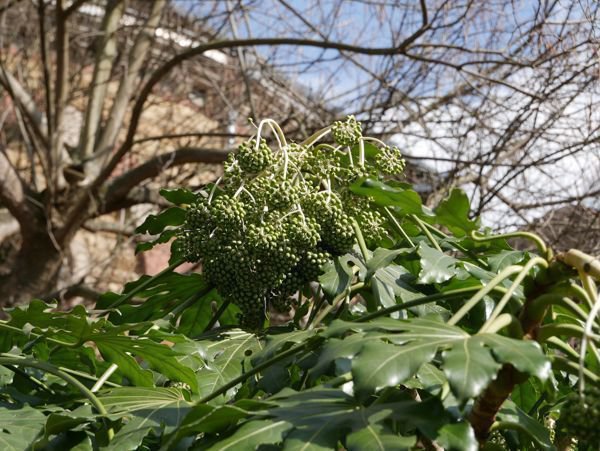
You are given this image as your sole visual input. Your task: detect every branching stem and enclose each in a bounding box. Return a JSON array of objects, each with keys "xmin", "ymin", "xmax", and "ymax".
[
  {"xmin": 448, "ymin": 265, "xmax": 524, "ymax": 326},
  {"xmin": 479, "ymin": 257, "xmax": 548, "ymax": 332},
  {"xmin": 470, "ymin": 230, "xmax": 551, "ymax": 261}
]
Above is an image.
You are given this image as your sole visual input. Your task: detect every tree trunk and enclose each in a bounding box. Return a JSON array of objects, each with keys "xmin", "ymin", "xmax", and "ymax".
[{"xmin": 0, "ymin": 228, "xmax": 64, "ymax": 306}]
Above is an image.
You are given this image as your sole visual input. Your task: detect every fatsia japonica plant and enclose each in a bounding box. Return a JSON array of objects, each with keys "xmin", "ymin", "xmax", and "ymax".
[{"xmin": 0, "ymin": 116, "xmax": 599, "ymax": 450}]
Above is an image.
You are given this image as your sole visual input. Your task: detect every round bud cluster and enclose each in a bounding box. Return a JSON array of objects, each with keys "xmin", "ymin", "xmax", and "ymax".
[
  {"xmin": 375, "ymin": 145, "xmax": 406, "ymax": 175},
  {"xmin": 331, "ymin": 115, "xmax": 362, "ymax": 147},
  {"xmin": 557, "ymin": 385, "xmax": 600, "ymax": 446},
  {"xmin": 237, "ymin": 138, "xmax": 273, "ymax": 173},
  {"xmin": 176, "ymin": 120, "xmax": 403, "ymax": 328}
]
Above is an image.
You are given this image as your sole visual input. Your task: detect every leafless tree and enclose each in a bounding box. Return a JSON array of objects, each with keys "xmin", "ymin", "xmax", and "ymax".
[{"xmin": 0, "ymin": 0, "xmax": 598, "ymax": 305}]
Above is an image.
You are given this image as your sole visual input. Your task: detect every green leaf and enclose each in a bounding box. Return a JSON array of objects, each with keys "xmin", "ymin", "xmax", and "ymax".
[
  {"xmin": 0, "ymin": 362, "xmax": 14, "ymax": 387},
  {"xmin": 487, "ymin": 250, "xmax": 526, "ymax": 272},
  {"xmin": 92, "ymin": 335, "xmax": 198, "ymax": 392},
  {"xmin": 319, "ymin": 257, "xmax": 353, "ymax": 297},
  {"xmin": 417, "ymin": 243, "xmax": 458, "ymax": 284},
  {"xmin": 97, "ymin": 272, "xmax": 208, "ymax": 324},
  {"xmin": 442, "ymin": 338, "xmax": 501, "ymax": 402},
  {"xmin": 99, "ymin": 387, "xmax": 191, "ymax": 451},
  {"xmin": 159, "ymin": 188, "xmax": 197, "ymax": 205},
  {"xmin": 135, "ymin": 229, "xmax": 178, "ymax": 254},
  {"xmin": 371, "ymin": 275, "xmax": 398, "ymax": 314},
  {"xmin": 205, "ymin": 419, "xmax": 291, "ymax": 451},
  {"xmin": 135, "ymin": 207, "xmax": 186, "ymax": 235},
  {"xmin": 434, "ymin": 189, "xmax": 479, "ymax": 237},
  {"xmin": 346, "ymin": 424, "xmax": 416, "ymax": 451},
  {"xmin": 177, "ymin": 330, "xmax": 261, "ymax": 402},
  {"xmin": 266, "ymin": 387, "xmax": 448, "ymax": 444},
  {"xmin": 44, "ymin": 407, "xmax": 95, "ymax": 437},
  {"xmin": 0, "ymin": 405, "xmax": 46, "ymax": 450},
  {"xmin": 352, "ymin": 340, "xmax": 439, "ymax": 399},
  {"xmin": 176, "ymin": 289, "xmax": 239, "ymax": 337},
  {"xmin": 350, "ymin": 178, "xmax": 423, "ymax": 215},
  {"xmin": 496, "ymin": 400, "xmax": 555, "ymax": 450},
  {"xmin": 435, "ymin": 422, "xmax": 478, "ymax": 451},
  {"xmin": 477, "ymin": 334, "xmax": 550, "ymax": 381},
  {"xmin": 372, "ymin": 264, "xmax": 423, "ymax": 305},
  {"xmin": 366, "ymin": 247, "xmax": 413, "ymax": 275},
  {"xmin": 94, "ymin": 341, "xmax": 153, "ymax": 387},
  {"xmin": 163, "ymin": 402, "xmax": 261, "ymax": 448}
]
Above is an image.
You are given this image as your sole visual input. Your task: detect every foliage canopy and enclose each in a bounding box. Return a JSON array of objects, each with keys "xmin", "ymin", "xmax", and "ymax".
[{"xmin": 0, "ymin": 118, "xmax": 599, "ymax": 450}]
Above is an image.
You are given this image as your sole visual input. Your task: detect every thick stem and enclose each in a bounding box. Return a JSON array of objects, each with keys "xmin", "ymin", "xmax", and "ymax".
[
  {"xmin": 351, "ymin": 218, "xmax": 370, "ymax": 263},
  {"xmin": 448, "ymin": 265, "xmax": 523, "ymax": 326},
  {"xmin": 468, "ymin": 365, "xmax": 528, "ymax": 443},
  {"xmin": 383, "ymin": 207, "xmax": 415, "ymax": 247},
  {"xmin": 471, "ymin": 230, "xmax": 551, "ymax": 261},
  {"xmin": 410, "ymin": 214, "xmax": 442, "ymax": 252}
]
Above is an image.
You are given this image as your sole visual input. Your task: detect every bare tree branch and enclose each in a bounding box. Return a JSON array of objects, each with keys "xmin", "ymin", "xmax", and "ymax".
[
  {"xmin": 77, "ymin": 0, "xmax": 125, "ymax": 161},
  {"xmin": 103, "ymin": 146, "xmax": 231, "ymax": 211},
  {"xmin": 92, "ymin": 0, "xmax": 166, "ymax": 168},
  {"xmin": 0, "ymin": 150, "xmax": 36, "ymax": 228}
]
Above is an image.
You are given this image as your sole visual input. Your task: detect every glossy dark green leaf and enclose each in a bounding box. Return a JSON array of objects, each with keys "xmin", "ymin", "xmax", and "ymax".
[
  {"xmin": 350, "ymin": 178, "xmax": 423, "ymax": 215},
  {"xmin": 319, "ymin": 257, "xmax": 353, "ymax": 297},
  {"xmin": 434, "ymin": 189, "xmax": 479, "ymax": 237},
  {"xmin": 44, "ymin": 406, "xmax": 96, "ymax": 437},
  {"xmin": 417, "ymin": 243, "xmax": 458, "ymax": 284},
  {"xmin": 180, "ymin": 329, "xmax": 261, "ymax": 402},
  {"xmin": 99, "ymin": 387, "xmax": 191, "ymax": 451},
  {"xmin": 205, "ymin": 419, "xmax": 291, "ymax": 451},
  {"xmin": 487, "ymin": 250, "xmax": 526, "ymax": 272},
  {"xmin": 176, "ymin": 288, "xmax": 239, "ymax": 337},
  {"xmin": 435, "ymin": 422, "xmax": 477, "ymax": 451},
  {"xmin": 159, "ymin": 188, "xmax": 197, "ymax": 205},
  {"xmin": 496, "ymin": 400, "xmax": 554, "ymax": 450},
  {"xmin": 92, "ymin": 335, "xmax": 198, "ymax": 392},
  {"xmin": 0, "ymin": 405, "xmax": 46, "ymax": 450},
  {"xmin": 346, "ymin": 424, "xmax": 416, "ymax": 451},
  {"xmin": 162, "ymin": 401, "xmax": 263, "ymax": 448},
  {"xmin": 135, "ymin": 229, "xmax": 177, "ymax": 254},
  {"xmin": 366, "ymin": 247, "xmax": 413, "ymax": 275},
  {"xmin": 135, "ymin": 206, "xmax": 186, "ymax": 235},
  {"xmin": 372, "ymin": 263, "xmax": 423, "ymax": 306},
  {"xmin": 97, "ymin": 272, "xmax": 208, "ymax": 324},
  {"xmin": 352, "ymin": 340, "xmax": 439, "ymax": 398},
  {"xmin": 477, "ymin": 334, "xmax": 550, "ymax": 381},
  {"xmin": 442, "ymin": 338, "xmax": 501, "ymax": 401},
  {"xmin": 266, "ymin": 387, "xmax": 448, "ymax": 444}
]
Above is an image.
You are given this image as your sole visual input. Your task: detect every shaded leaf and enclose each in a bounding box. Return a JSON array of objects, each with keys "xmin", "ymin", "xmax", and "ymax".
[
  {"xmin": 319, "ymin": 258, "xmax": 353, "ymax": 297},
  {"xmin": 417, "ymin": 243, "xmax": 458, "ymax": 284},
  {"xmin": 159, "ymin": 188, "xmax": 197, "ymax": 205},
  {"xmin": 350, "ymin": 178, "xmax": 423, "ymax": 215},
  {"xmin": 477, "ymin": 334, "xmax": 551, "ymax": 381},
  {"xmin": 205, "ymin": 419, "xmax": 291, "ymax": 451},
  {"xmin": 135, "ymin": 229, "xmax": 178, "ymax": 254},
  {"xmin": 135, "ymin": 207, "xmax": 186, "ymax": 235},
  {"xmin": 442, "ymin": 338, "xmax": 501, "ymax": 402},
  {"xmin": 0, "ymin": 405, "xmax": 46, "ymax": 450},
  {"xmin": 177, "ymin": 330, "xmax": 261, "ymax": 402},
  {"xmin": 92, "ymin": 335, "xmax": 198, "ymax": 392},
  {"xmin": 434, "ymin": 189, "xmax": 479, "ymax": 237},
  {"xmin": 346, "ymin": 423, "xmax": 416, "ymax": 451},
  {"xmin": 436, "ymin": 422, "xmax": 478, "ymax": 451},
  {"xmin": 488, "ymin": 250, "xmax": 526, "ymax": 272},
  {"xmin": 366, "ymin": 247, "xmax": 413, "ymax": 275},
  {"xmin": 352, "ymin": 340, "xmax": 439, "ymax": 399},
  {"xmin": 99, "ymin": 387, "xmax": 191, "ymax": 451},
  {"xmin": 496, "ymin": 400, "xmax": 555, "ymax": 451}
]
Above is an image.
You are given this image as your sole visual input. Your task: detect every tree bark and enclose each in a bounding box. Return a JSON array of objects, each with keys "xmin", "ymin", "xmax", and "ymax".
[{"xmin": 0, "ymin": 227, "xmax": 63, "ymax": 306}]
